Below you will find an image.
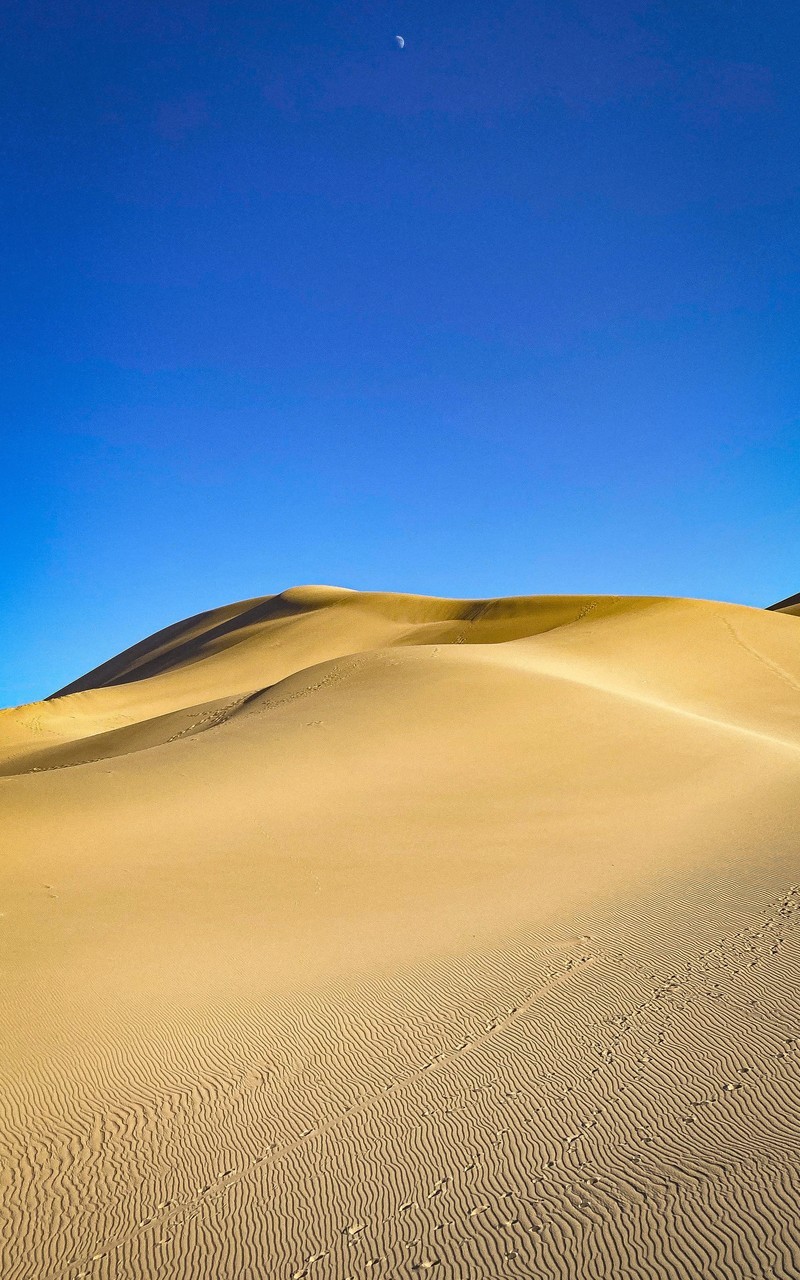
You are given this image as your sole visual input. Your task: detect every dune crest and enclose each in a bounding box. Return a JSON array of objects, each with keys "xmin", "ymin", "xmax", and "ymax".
[
  {"xmin": 2, "ymin": 587, "xmax": 800, "ymax": 1278},
  {"xmin": 769, "ymin": 589, "xmax": 800, "ymax": 617}
]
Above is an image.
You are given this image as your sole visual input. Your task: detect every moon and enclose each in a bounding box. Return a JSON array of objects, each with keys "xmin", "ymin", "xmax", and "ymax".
[{"xmin": 395, "ymin": 35, "xmax": 405, "ymax": 48}]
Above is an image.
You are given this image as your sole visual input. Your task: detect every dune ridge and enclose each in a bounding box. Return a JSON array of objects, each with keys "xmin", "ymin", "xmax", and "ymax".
[
  {"xmin": 2, "ymin": 586, "xmax": 800, "ymax": 1278},
  {"xmin": 770, "ymin": 590, "xmax": 800, "ymax": 617}
]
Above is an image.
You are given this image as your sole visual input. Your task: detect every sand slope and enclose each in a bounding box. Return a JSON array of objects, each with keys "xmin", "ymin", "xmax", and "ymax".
[
  {"xmin": 2, "ymin": 587, "xmax": 800, "ymax": 1279},
  {"xmin": 770, "ymin": 590, "xmax": 800, "ymax": 618}
]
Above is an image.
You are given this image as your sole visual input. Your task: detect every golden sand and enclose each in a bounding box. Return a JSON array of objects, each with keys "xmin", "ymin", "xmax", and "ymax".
[{"xmin": 2, "ymin": 587, "xmax": 800, "ymax": 1278}]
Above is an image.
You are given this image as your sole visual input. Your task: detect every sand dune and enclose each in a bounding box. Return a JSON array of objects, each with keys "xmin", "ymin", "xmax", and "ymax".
[
  {"xmin": 2, "ymin": 587, "xmax": 800, "ymax": 1278},
  {"xmin": 770, "ymin": 590, "xmax": 800, "ymax": 617}
]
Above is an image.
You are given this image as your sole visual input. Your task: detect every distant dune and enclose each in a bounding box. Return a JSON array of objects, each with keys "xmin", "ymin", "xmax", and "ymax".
[
  {"xmin": 769, "ymin": 589, "xmax": 800, "ymax": 617},
  {"xmin": 2, "ymin": 587, "xmax": 800, "ymax": 1279}
]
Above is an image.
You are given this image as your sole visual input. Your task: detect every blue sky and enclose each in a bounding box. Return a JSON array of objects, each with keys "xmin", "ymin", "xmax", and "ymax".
[{"xmin": 1, "ymin": 0, "xmax": 798, "ymax": 706}]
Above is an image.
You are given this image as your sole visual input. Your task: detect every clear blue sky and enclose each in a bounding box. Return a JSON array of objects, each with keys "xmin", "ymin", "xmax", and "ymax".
[{"xmin": 2, "ymin": 0, "xmax": 798, "ymax": 707}]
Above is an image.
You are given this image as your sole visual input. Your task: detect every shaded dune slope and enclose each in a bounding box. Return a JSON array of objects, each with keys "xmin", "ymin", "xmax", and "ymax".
[
  {"xmin": 4, "ymin": 585, "xmax": 800, "ymax": 771},
  {"xmin": 1, "ymin": 588, "xmax": 635, "ymax": 764},
  {"xmin": 770, "ymin": 589, "xmax": 800, "ymax": 617},
  {"xmin": 2, "ymin": 587, "xmax": 800, "ymax": 1279},
  {"xmin": 0, "ymin": 588, "xmax": 648, "ymax": 769}
]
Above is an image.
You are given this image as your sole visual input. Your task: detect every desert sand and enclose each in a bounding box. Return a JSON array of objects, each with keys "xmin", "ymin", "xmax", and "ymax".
[{"xmin": 2, "ymin": 586, "xmax": 800, "ymax": 1279}]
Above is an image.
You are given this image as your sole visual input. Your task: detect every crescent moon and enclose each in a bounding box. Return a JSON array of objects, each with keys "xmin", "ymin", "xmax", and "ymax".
[{"xmin": 395, "ymin": 35, "xmax": 405, "ymax": 48}]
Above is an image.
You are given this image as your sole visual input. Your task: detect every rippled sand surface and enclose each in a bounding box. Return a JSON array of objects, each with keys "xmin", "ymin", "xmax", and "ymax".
[{"xmin": 2, "ymin": 587, "xmax": 800, "ymax": 1279}]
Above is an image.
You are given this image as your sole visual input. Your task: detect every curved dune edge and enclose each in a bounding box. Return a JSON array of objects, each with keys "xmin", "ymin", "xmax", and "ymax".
[{"xmin": 2, "ymin": 587, "xmax": 800, "ymax": 1278}]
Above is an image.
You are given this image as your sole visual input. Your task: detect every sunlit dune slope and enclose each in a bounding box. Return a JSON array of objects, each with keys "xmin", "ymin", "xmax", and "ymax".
[
  {"xmin": 2, "ymin": 587, "xmax": 800, "ymax": 1280},
  {"xmin": 0, "ymin": 588, "xmax": 654, "ymax": 766},
  {"xmin": 3, "ymin": 585, "xmax": 800, "ymax": 768}
]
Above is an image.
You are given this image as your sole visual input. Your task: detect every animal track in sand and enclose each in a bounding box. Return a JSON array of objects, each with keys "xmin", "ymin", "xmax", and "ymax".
[
  {"xmin": 12, "ymin": 888, "xmax": 800, "ymax": 1280},
  {"xmin": 51, "ymin": 940, "xmax": 601, "ymax": 1279}
]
